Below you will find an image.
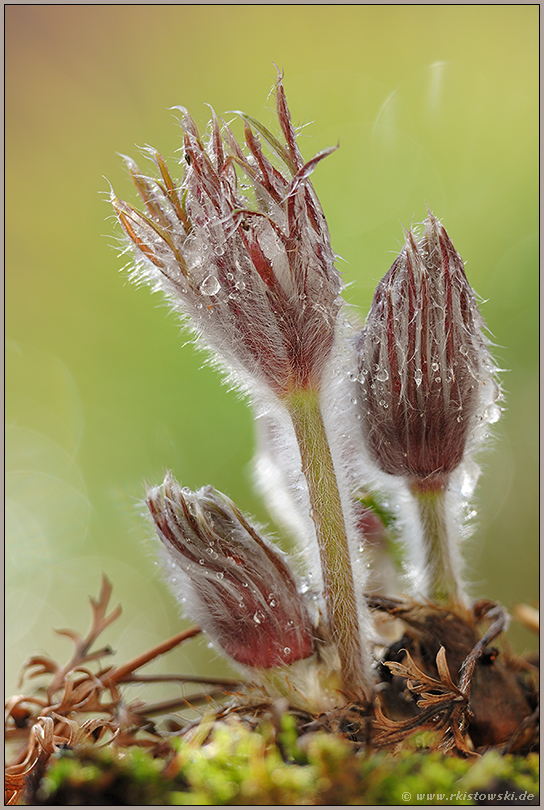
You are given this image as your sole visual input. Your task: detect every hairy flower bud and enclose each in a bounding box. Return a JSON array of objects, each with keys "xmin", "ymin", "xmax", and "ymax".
[
  {"xmin": 147, "ymin": 474, "xmax": 315, "ymax": 669},
  {"xmin": 355, "ymin": 212, "xmax": 500, "ymax": 492},
  {"xmin": 113, "ymin": 74, "xmax": 342, "ymax": 400}
]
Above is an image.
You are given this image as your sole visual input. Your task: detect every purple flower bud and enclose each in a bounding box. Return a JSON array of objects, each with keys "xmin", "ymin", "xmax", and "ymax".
[
  {"xmin": 355, "ymin": 213, "xmax": 500, "ymax": 492},
  {"xmin": 113, "ymin": 75, "xmax": 342, "ymax": 399},
  {"xmin": 147, "ymin": 474, "xmax": 315, "ymax": 669}
]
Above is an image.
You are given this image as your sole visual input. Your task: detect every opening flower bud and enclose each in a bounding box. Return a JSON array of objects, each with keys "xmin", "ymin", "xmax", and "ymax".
[
  {"xmin": 147, "ymin": 473, "xmax": 315, "ymax": 670},
  {"xmin": 113, "ymin": 74, "xmax": 343, "ymax": 400}
]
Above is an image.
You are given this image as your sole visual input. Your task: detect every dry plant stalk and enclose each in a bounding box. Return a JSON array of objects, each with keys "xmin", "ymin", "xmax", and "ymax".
[{"xmin": 4, "ymin": 576, "xmax": 242, "ymax": 806}]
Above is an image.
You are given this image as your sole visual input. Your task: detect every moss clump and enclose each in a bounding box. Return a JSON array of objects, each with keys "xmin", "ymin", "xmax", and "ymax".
[
  {"xmin": 34, "ymin": 716, "xmax": 539, "ymax": 806},
  {"xmin": 35, "ymin": 746, "xmax": 172, "ymax": 806}
]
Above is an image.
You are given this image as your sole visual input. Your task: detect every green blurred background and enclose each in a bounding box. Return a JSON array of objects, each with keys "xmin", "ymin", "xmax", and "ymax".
[{"xmin": 6, "ymin": 6, "xmax": 538, "ymax": 698}]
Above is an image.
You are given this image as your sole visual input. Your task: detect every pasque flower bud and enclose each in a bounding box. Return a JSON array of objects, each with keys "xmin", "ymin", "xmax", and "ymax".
[
  {"xmin": 355, "ymin": 212, "xmax": 499, "ymax": 492},
  {"xmin": 113, "ymin": 74, "xmax": 342, "ymax": 400},
  {"xmin": 147, "ymin": 473, "xmax": 315, "ymax": 670},
  {"xmin": 354, "ymin": 213, "xmax": 501, "ymax": 605}
]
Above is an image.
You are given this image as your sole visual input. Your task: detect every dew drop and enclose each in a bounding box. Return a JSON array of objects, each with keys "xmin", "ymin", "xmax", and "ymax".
[
  {"xmin": 253, "ymin": 612, "xmax": 262, "ymax": 624},
  {"xmin": 200, "ymin": 274, "xmax": 221, "ymax": 295},
  {"xmin": 214, "ymin": 245, "xmax": 225, "ymax": 256},
  {"xmin": 459, "ymin": 345, "xmax": 469, "ymax": 356},
  {"xmin": 234, "ymin": 278, "xmax": 246, "ymax": 291},
  {"xmin": 283, "ymin": 647, "xmax": 291, "ymax": 656},
  {"xmin": 460, "ymin": 463, "xmax": 481, "ymax": 497},
  {"xmin": 484, "ymin": 403, "xmax": 501, "ymax": 424},
  {"xmin": 414, "ymin": 369, "xmax": 423, "ymax": 387},
  {"xmin": 376, "ymin": 368, "xmax": 389, "ymax": 382},
  {"xmin": 216, "ymin": 571, "xmax": 224, "ymax": 580},
  {"xmin": 432, "ymin": 362, "xmax": 439, "ymax": 372}
]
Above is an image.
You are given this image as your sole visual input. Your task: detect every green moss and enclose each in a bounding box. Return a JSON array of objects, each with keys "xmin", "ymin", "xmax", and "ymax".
[
  {"xmin": 458, "ymin": 751, "xmax": 540, "ymax": 797},
  {"xmin": 36, "ymin": 746, "xmax": 173, "ymax": 806},
  {"xmin": 33, "ymin": 716, "xmax": 539, "ymax": 806}
]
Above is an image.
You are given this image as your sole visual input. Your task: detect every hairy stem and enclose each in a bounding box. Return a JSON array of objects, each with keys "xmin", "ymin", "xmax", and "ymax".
[
  {"xmin": 286, "ymin": 388, "xmax": 371, "ymax": 702},
  {"xmin": 411, "ymin": 484, "xmax": 464, "ymax": 605}
]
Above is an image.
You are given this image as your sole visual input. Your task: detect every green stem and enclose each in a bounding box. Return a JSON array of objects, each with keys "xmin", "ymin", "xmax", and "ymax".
[
  {"xmin": 411, "ymin": 484, "xmax": 462, "ymax": 605},
  {"xmin": 286, "ymin": 388, "xmax": 370, "ymax": 702}
]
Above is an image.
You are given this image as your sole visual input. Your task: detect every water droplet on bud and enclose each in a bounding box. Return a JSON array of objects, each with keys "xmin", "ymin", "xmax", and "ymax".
[
  {"xmin": 484, "ymin": 403, "xmax": 501, "ymax": 424},
  {"xmin": 200, "ymin": 274, "xmax": 221, "ymax": 295}
]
